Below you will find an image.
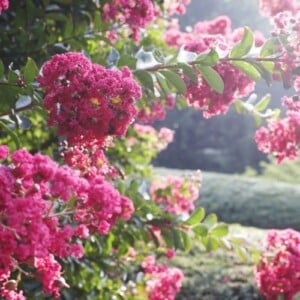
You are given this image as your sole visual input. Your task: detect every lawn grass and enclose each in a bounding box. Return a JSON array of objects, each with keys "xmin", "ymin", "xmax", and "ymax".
[{"xmin": 173, "ymin": 224, "xmax": 266, "ymax": 300}]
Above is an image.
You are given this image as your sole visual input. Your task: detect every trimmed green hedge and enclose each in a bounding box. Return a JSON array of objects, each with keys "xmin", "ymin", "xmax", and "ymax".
[{"xmin": 155, "ymin": 168, "xmax": 300, "ymax": 230}]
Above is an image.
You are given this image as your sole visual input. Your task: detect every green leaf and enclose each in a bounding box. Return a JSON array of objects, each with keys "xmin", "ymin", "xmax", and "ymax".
[
  {"xmin": 185, "ymin": 207, "xmax": 205, "ymax": 226},
  {"xmin": 192, "ymin": 224, "xmax": 208, "ymax": 237},
  {"xmin": 230, "ymin": 27, "xmax": 254, "ymax": 58},
  {"xmin": 203, "ymin": 236, "xmax": 219, "ymax": 251},
  {"xmin": 64, "ymin": 16, "xmax": 74, "ymax": 36},
  {"xmin": 24, "ymin": 58, "xmax": 39, "ymax": 83},
  {"xmin": 8, "ymin": 70, "xmax": 19, "ymax": 84},
  {"xmin": 232, "ymin": 61, "xmax": 261, "ymax": 81},
  {"xmin": 0, "ymin": 60, "xmax": 4, "ymax": 79},
  {"xmin": 0, "ymin": 120, "xmax": 21, "ymax": 149},
  {"xmin": 203, "ymin": 213, "xmax": 218, "ymax": 228},
  {"xmin": 260, "ymin": 38, "xmax": 280, "ymax": 58},
  {"xmin": 172, "ymin": 228, "xmax": 184, "ymax": 250},
  {"xmin": 178, "ymin": 63, "xmax": 198, "ymax": 83},
  {"xmin": 156, "ymin": 73, "xmax": 171, "ymax": 94},
  {"xmin": 196, "ymin": 49, "xmax": 219, "ymax": 66},
  {"xmin": 255, "ymin": 94, "xmax": 271, "ymax": 112},
  {"xmin": 210, "ymin": 223, "xmax": 229, "ymax": 237},
  {"xmin": 196, "ymin": 66, "xmax": 224, "ymax": 94},
  {"xmin": 159, "ymin": 70, "xmax": 187, "ymax": 94},
  {"xmin": 118, "ymin": 54, "xmax": 137, "ymax": 69},
  {"xmin": 134, "ymin": 70, "xmax": 154, "ymax": 93},
  {"xmin": 180, "ymin": 230, "xmax": 192, "ymax": 252}
]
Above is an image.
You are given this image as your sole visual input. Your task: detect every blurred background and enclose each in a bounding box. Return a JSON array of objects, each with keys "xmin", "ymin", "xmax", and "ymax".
[{"xmin": 154, "ymin": 0, "xmax": 294, "ymax": 174}]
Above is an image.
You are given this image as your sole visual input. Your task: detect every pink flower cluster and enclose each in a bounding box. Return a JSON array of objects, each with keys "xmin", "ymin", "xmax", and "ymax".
[
  {"xmin": 38, "ymin": 52, "xmax": 141, "ymax": 147},
  {"xmin": 0, "ymin": 146, "xmax": 134, "ymax": 299},
  {"xmin": 150, "ymin": 174, "xmax": 201, "ymax": 215},
  {"xmin": 163, "ymin": 0, "xmax": 191, "ymax": 16},
  {"xmin": 62, "ymin": 141, "xmax": 118, "ymax": 180},
  {"xmin": 130, "ymin": 124, "xmax": 174, "ymax": 153},
  {"xmin": 255, "ymin": 229, "xmax": 300, "ymax": 300},
  {"xmin": 270, "ymin": 10, "xmax": 300, "ymax": 90},
  {"xmin": 255, "ymin": 96, "xmax": 300, "ymax": 163},
  {"xmin": 258, "ymin": 0, "xmax": 300, "ymax": 17},
  {"xmin": 142, "ymin": 256, "xmax": 184, "ymax": 300},
  {"xmin": 164, "ymin": 16, "xmax": 258, "ymax": 118},
  {"xmin": 185, "ymin": 61, "xmax": 255, "ymax": 118},
  {"xmin": 0, "ymin": 0, "xmax": 8, "ymax": 14},
  {"xmin": 102, "ymin": 0, "xmax": 155, "ymax": 41},
  {"xmin": 137, "ymin": 94, "xmax": 176, "ymax": 124}
]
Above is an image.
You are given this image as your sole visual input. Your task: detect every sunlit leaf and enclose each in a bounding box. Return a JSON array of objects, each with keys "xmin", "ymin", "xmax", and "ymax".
[
  {"xmin": 160, "ymin": 69, "xmax": 187, "ymax": 94},
  {"xmin": 24, "ymin": 58, "xmax": 39, "ymax": 83},
  {"xmin": 232, "ymin": 61, "xmax": 261, "ymax": 81},
  {"xmin": 230, "ymin": 27, "xmax": 254, "ymax": 58},
  {"xmin": 196, "ymin": 66, "xmax": 224, "ymax": 93},
  {"xmin": 196, "ymin": 49, "xmax": 219, "ymax": 66},
  {"xmin": 185, "ymin": 207, "xmax": 205, "ymax": 226}
]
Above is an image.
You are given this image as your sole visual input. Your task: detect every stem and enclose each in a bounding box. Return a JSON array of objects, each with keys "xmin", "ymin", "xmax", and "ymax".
[
  {"xmin": 46, "ymin": 209, "xmax": 75, "ymax": 218},
  {"xmin": 137, "ymin": 57, "xmax": 300, "ymax": 73},
  {"xmin": 0, "ymin": 102, "xmax": 36, "ymax": 117}
]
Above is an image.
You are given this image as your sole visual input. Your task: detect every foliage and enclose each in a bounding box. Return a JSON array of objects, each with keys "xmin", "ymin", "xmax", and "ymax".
[
  {"xmin": 0, "ymin": 0, "xmax": 300, "ymax": 300},
  {"xmin": 157, "ymin": 167, "xmax": 300, "ymax": 230},
  {"xmin": 245, "ymin": 157, "xmax": 300, "ymax": 184}
]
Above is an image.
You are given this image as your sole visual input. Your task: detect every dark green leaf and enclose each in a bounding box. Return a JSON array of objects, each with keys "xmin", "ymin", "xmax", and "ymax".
[
  {"xmin": 180, "ymin": 230, "xmax": 192, "ymax": 252},
  {"xmin": 134, "ymin": 70, "xmax": 154, "ymax": 93},
  {"xmin": 0, "ymin": 120, "xmax": 21, "ymax": 149},
  {"xmin": 230, "ymin": 27, "xmax": 254, "ymax": 58},
  {"xmin": 0, "ymin": 60, "xmax": 4, "ymax": 79},
  {"xmin": 185, "ymin": 207, "xmax": 205, "ymax": 226},
  {"xmin": 178, "ymin": 63, "xmax": 198, "ymax": 83},
  {"xmin": 196, "ymin": 66, "xmax": 224, "ymax": 93},
  {"xmin": 64, "ymin": 16, "xmax": 74, "ymax": 36},
  {"xmin": 232, "ymin": 61, "xmax": 261, "ymax": 81},
  {"xmin": 24, "ymin": 58, "xmax": 39, "ymax": 83},
  {"xmin": 160, "ymin": 70, "xmax": 187, "ymax": 94},
  {"xmin": 172, "ymin": 229, "xmax": 184, "ymax": 250},
  {"xmin": 196, "ymin": 49, "xmax": 219, "ymax": 66}
]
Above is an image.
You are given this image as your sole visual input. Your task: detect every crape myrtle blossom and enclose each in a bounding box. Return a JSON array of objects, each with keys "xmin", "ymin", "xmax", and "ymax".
[
  {"xmin": 102, "ymin": 0, "xmax": 155, "ymax": 41},
  {"xmin": 150, "ymin": 174, "xmax": 201, "ymax": 215},
  {"xmin": 255, "ymin": 96, "xmax": 300, "ymax": 163},
  {"xmin": 137, "ymin": 94, "xmax": 176, "ymax": 123},
  {"xmin": 163, "ymin": 0, "xmax": 191, "ymax": 16},
  {"xmin": 258, "ymin": 0, "xmax": 300, "ymax": 17},
  {"xmin": 38, "ymin": 52, "xmax": 142, "ymax": 147},
  {"xmin": 0, "ymin": 147, "xmax": 134, "ymax": 299},
  {"xmin": 132, "ymin": 124, "xmax": 174, "ymax": 152},
  {"xmin": 0, "ymin": 0, "xmax": 8, "ymax": 14},
  {"xmin": 270, "ymin": 10, "xmax": 300, "ymax": 90},
  {"xmin": 164, "ymin": 16, "xmax": 257, "ymax": 118},
  {"xmin": 255, "ymin": 229, "xmax": 300, "ymax": 300},
  {"xmin": 141, "ymin": 256, "xmax": 184, "ymax": 300}
]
